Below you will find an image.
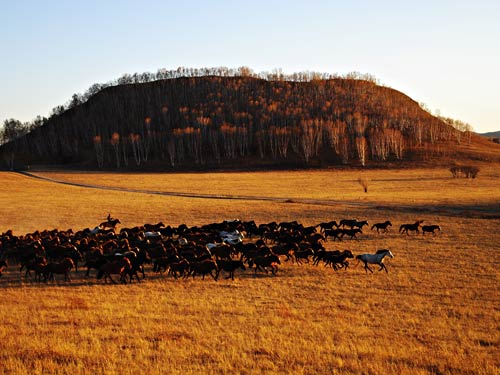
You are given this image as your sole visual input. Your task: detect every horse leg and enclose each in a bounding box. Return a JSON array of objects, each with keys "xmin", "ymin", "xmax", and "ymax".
[{"xmin": 364, "ymin": 262, "xmax": 373, "ymax": 273}]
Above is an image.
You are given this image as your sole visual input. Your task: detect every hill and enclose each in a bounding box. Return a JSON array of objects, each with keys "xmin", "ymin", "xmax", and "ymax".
[
  {"xmin": 1, "ymin": 70, "xmax": 498, "ymax": 170},
  {"xmin": 480, "ymin": 131, "xmax": 500, "ymax": 138}
]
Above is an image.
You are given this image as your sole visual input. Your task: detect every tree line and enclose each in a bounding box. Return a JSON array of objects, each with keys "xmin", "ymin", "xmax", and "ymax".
[{"xmin": 0, "ymin": 68, "xmax": 474, "ymax": 170}]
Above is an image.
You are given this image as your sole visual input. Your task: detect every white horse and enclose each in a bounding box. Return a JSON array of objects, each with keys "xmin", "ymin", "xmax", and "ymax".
[
  {"xmin": 219, "ymin": 230, "xmax": 244, "ymax": 245},
  {"xmin": 356, "ymin": 249, "xmax": 394, "ymax": 273}
]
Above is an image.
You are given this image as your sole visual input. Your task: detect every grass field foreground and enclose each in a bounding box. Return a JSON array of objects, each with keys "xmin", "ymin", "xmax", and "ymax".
[{"xmin": 0, "ymin": 167, "xmax": 499, "ymax": 374}]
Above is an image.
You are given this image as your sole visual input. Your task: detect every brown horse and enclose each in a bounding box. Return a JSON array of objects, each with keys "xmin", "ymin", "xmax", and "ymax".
[
  {"xmin": 0, "ymin": 259, "xmax": 7, "ymax": 277},
  {"xmin": 96, "ymin": 257, "xmax": 131, "ymax": 284},
  {"xmin": 99, "ymin": 218, "xmax": 121, "ymax": 230},
  {"xmin": 44, "ymin": 257, "xmax": 75, "ymax": 282},
  {"xmin": 20, "ymin": 256, "xmax": 47, "ymax": 280},
  {"xmin": 399, "ymin": 220, "xmax": 424, "ymax": 235},
  {"xmin": 371, "ymin": 221, "xmax": 392, "ymax": 233},
  {"xmin": 422, "ymin": 225, "xmax": 441, "ymax": 235}
]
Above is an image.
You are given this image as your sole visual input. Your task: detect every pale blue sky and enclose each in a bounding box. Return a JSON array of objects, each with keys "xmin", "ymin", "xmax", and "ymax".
[{"xmin": 1, "ymin": 0, "xmax": 499, "ymax": 132}]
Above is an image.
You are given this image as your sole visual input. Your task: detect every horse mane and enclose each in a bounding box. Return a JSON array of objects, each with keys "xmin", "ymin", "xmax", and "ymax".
[{"xmin": 376, "ymin": 249, "xmax": 389, "ymax": 254}]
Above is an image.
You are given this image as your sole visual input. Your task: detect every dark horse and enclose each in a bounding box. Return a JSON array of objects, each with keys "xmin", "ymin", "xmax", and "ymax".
[
  {"xmin": 399, "ymin": 220, "xmax": 423, "ymax": 235},
  {"xmin": 99, "ymin": 218, "xmax": 121, "ymax": 230},
  {"xmin": 324, "ymin": 250, "xmax": 354, "ymax": 271},
  {"xmin": 44, "ymin": 257, "xmax": 75, "ymax": 282},
  {"xmin": 371, "ymin": 221, "xmax": 392, "ymax": 233},
  {"xmin": 20, "ymin": 256, "xmax": 47, "ymax": 280},
  {"xmin": 422, "ymin": 225, "xmax": 441, "ymax": 235},
  {"xmin": 96, "ymin": 257, "xmax": 132, "ymax": 284},
  {"xmin": 0, "ymin": 259, "xmax": 7, "ymax": 277}
]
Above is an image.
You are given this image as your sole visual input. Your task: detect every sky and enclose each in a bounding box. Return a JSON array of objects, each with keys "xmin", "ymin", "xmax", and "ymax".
[{"xmin": 1, "ymin": 0, "xmax": 499, "ymax": 133}]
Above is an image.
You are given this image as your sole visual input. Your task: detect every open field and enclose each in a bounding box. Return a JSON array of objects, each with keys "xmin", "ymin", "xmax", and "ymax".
[{"xmin": 0, "ymin": 167, "xmax": 499, "ymax": 374}]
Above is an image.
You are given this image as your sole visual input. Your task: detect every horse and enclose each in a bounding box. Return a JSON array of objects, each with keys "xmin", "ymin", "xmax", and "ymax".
[
  {"xmin": 0, "ymin": 259, "xmax": 7, "ymax": 277},
  {"xmin": 122, "ymin": 249, "xmax": 149, "ymax": 283},
  {"xmin": 324, "ymin": 250, "xmax": 354, "ymax": 271},
  {"xmin": 249, "ymin": 254, "xmax": 281, "ymax": 275},
  {"xmin": 143, "ymin": 222, "xmax": 165, "ymax": 232},
  {"xmin": 168, "ymin": 259, "xmax": 191, "ymax": 279},
  {"xmin": 99, "ymin": 218, "xmax": 121, "ymax": 230},
  {"xmin": 96, "ymin": 257, "xmax": 131, "ymax": 284},
  {"xmin": 190, "ymin": 259, "xmax": 219, "ymax": 281},
  {"xmin": 422, "ymin": 225, "xmax": 441, "ymax": 235},
  {"xmin": 217, "ymin": 259, "xmax": 246, "ymax": 280},
  {"xmin": 44, "ymin": 257, "xmax": 75, "ymax": 282},
  {"xmin": 20, "ymin": 256, "xmax": 47, "ymax": 280},
  {"xmin": 293, "ymin": 248, "xmax": 315, "ymax": 264},
  {"xmin": 324, "ymin": 229, "xmax": 343, "ymax": 242},
  {"xmin": 339, "ymin": 219, "xmax": 357, "ymax": 229},
  {"xmin": 399, "ymin": 220, "xmax": 423, "ymax": 235},
  {"xmin": 339, "ymin": 219, "xmax": 368, "ymax": 229},
  {"xmin": 355, "ymin": 249, "xmax": 394, "ymax": 273},
  {"xmin": 315, "ymin": 221, "xmax": 338, "ymax": 233},
  {"xmin": 341, "ymin": 228, "xmax": 362, "ymax": 240},
  {"xmin": 371, "ymin": 221, "xmax": 392, "ymax": 233},
  {"xmin": 313, "ymin": 249, "xmax": 340, "ymax": 266}
]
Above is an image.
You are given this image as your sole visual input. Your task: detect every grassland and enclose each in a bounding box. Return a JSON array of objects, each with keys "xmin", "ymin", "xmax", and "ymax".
[{"xmin": 0, "ymin": 167, "xmax": 499, "ymax": 374}]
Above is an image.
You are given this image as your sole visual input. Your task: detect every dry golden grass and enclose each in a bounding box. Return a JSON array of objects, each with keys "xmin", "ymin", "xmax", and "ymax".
[
  {"xmin": 34, "ymin": 165, "xmax": 500, "ymax": 208},
  {"xmin": 0, "ymin": 167, "xmax": 499, "ymax": 374}
]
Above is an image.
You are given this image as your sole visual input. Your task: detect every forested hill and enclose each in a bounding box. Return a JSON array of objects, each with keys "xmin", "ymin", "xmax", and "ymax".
[{"xmin": 1, "ymin": 73, "xmax": 496, "ymax": 170}]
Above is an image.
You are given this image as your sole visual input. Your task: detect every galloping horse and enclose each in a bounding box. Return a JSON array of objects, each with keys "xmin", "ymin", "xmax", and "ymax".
[
  {"xmin": 339, "ymin": 219, "xmax": 368, "ymax": 229},
  {"xmin": 371, "ymin": 221, "xmax": 392, "ymax": 233},
  {"xmin": 315, "ymin": 221, "xmax": 338, "ymax": 233},
  {"xmin": 20, "ymin": 256, "xmax": 47, "ymax": 280},
  {"xmin": 96, "ymin": 257, "xmax": 131, "ymax": 284},
  {"xmin": 356, "ymin": 249, "xmax": 394, "ymax": 273},
  {"xmin": 99, "ymin": 218, "xmax": 121, "ymax": 230},
  {"xmin": 44, "ymin": 257, "xmax": 75, "ymax": 282},
  {"xmin": 325, "ymin": 250, "xmax": 354, "ymax": 271},
  {"xmin": 422, "ymin": 225, "xmax": 441, "ymax": 235},
  {"xmin": 399, "ymin": 220, "xmax": 423, "ymax": 235},
  {"xmin": 0, "ymin": 259, "xmax": 7, "ymax": 277}
]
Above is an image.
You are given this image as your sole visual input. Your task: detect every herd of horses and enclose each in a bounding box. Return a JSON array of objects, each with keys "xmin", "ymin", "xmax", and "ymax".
[{"xmin": 0, "ymin": 217, "xmax": 439, "ymax": 283}]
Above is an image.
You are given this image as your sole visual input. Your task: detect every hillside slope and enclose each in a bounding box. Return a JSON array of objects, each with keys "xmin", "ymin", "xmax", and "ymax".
[
  {"xmin": 480, "ymin": 131, "xmax": 500, "ymax": 138},
  {"xmin": 1, "ymin": 75, "xmax": 498, "ymax": 170}
]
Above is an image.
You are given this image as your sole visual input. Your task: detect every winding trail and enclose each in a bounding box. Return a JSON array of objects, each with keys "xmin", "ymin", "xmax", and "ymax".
[
  {"xmin": 15, "ymin": 171, "xmax": 499, "ymax": 218},
  {"xmin": 16, "ymin": 171, "xmax": 383, "ymax": 209}
]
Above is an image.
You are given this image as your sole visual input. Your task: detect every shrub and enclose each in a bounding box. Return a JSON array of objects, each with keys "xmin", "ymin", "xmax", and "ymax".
[
  {"xmin": 358, "ymin": 177, "xmax": 368, "ymax": 193},
  {"xmin": 449, "ymin": 165, "xmax": 479, "ymax": 179}
]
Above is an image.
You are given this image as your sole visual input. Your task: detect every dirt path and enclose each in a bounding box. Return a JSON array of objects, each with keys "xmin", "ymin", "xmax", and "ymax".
[{"xmin": 15, "ymin": 171, "xmax": 499, "ymax": 218}]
